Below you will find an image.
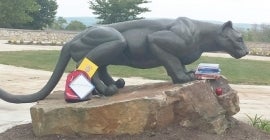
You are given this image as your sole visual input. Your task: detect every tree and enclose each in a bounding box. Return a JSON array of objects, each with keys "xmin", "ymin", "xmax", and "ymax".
[
  {"xmin": 241, "ymin": 24, "xmax": 270, "ymax": 43},
  {"xmin": 0, "ymin": 0, "xmax": 40, "ymax": 28},
  {"xmin": 22, "ymin": 0, "xmax": 58, "ymax": 29},
  {"xmin": 49, "ymin": 17, "xmax": 67, "ymax": 30},
  {"xmin": 89, "ymin": 0, "xmax": 151, "ymax": 24},
  {"xmin": 65, "ymin": 20, "xmax": 87, "ymax": 31},
  {"xmin": 260, "ymin": 24, "xmax": 270, "ymax": 42}
]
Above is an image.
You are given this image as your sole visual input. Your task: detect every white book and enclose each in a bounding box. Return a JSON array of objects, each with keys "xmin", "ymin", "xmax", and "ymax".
[
  {"xmin": 197, "ymin": 63, "xmax": 219, "ymax": 69},
  {"xmin": 69, "ymin": 74, "xmax": 94, "ymax": 99}
]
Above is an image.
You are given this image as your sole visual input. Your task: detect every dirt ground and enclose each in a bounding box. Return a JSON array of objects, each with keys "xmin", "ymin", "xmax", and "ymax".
[{"xmin": 1, "ymin": 118, "xmax": 270, "ymax": 140}]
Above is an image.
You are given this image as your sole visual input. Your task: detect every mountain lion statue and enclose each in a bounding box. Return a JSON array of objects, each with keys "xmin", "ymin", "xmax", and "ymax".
[{"xmin": 0, "ymin": 17, "xmax": 249, "ymax": 103}]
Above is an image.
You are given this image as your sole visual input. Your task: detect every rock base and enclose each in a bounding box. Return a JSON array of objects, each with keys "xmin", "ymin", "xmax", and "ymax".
[{"xmin": 30, "ymin": 77, "xmax": 239, "ymax": 136}]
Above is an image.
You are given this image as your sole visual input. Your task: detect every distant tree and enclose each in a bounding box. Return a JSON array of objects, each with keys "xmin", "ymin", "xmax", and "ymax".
[
  {"xmin": 49, "ymin": 17, "xmax": 67, "ymax": 30},
  {"xmin": 65, "ymin": 20, "xmax": 87, "ymax": 31},
  {"xmin": 241, "ymin": 24, "xmax": 270, "ymax": 43},
  {"xmin": 89, "ymin": 0, "xmax": 151, "ymax": 24},
  {"xmin": 242, "ymin": 29, "xmax": 254, "ymax": 42},
  {"xmin": 260, "ymin": 24, "xmax": 270, "ymax": 42},
  {"xmin": 0, "ymin": 0, "xmax": 40, "ymax": 28},
  {"xmin": 22, "ymin": 0, "xmax": 58, "ymax": 29}
]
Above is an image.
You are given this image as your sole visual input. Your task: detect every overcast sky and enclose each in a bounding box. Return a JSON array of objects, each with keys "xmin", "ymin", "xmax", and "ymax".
[{"xmin": 56, "ymin": 0, "xmax": 270, "ymax": 24}]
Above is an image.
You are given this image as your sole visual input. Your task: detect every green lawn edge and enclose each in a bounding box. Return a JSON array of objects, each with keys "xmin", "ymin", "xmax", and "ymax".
[{"xmin": 0, "ymin": 50, "xmax": 269, "ymax": 85}]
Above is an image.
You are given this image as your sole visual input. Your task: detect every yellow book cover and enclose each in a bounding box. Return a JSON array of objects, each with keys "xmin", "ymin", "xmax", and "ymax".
[{"xmin": 77, "ymin": 58, "xmax": 98, "ymax": 78}]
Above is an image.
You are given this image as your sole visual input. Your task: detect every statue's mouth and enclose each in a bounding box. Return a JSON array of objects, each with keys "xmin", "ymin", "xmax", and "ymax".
[{"xmin": 230, "ymin": 49, "xmax": 249, "ymax": 59}]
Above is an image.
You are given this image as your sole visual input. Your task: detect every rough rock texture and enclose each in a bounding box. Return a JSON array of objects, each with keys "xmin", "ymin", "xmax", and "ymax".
[
  {"xmin": 30, "ymin": 77, "xmax": 239, "ymax": 136},
  {"xmin": 0, "ymin": 28, "xmax": 76, "ymax": 42}
]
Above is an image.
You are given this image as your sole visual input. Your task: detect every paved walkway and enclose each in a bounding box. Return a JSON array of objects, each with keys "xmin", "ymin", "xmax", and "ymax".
[
  {"xmin": 202, "ymin": 53, "xmax": 270, "ymax": 61},
  {"xmin": 231, "ymin": 84, "xmax": 270, "ymax": 121},
  {"xmin": 0, "ymin": 40, "xmax": 270, "ymax": 132}
]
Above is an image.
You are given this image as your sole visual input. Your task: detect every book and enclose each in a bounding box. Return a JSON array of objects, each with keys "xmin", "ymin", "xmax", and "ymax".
[
  {"xmin": 195, "ymin": 63, "xmax": 221, "ymax": 80},
  {"xmin": 69, "ymin": 73, "xmax": 95, "ymax": 99}
]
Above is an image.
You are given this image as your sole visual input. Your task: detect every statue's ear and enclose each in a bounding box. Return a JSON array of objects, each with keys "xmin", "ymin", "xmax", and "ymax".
[{"xmin": 219, "ymin": 21, "xmax": 233, "ymax": 33}]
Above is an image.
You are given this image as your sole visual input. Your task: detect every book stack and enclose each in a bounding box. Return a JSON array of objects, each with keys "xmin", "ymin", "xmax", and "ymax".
[{"xmin": 195, "ymin": 63, "xmax": 221, "ymax": 80}]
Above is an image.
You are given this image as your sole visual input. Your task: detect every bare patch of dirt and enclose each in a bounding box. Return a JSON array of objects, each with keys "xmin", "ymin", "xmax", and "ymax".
[{"xmin": 1, "ymin": 118, "xmax": 270, "ymax": 140}]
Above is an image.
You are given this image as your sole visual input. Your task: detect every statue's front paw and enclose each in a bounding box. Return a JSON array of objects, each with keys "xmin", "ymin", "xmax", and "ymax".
[
  {"xmin": 187, "ymin": 71, "xmax": 196, "ymax": 80},
  {"xmin": 187, "ymin": 69, "xmax": 196, "ymax": 74}
]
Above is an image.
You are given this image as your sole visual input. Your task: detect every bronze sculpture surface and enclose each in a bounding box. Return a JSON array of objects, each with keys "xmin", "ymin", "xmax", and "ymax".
[{"xmin": 0, "ymin": 17, "xmax": 249, "ymax": 103}]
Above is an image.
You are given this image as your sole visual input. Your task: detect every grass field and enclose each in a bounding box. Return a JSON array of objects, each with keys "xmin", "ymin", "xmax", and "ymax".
[{"xmin": 0, "ymin": 50, "xmax": 270, "ymax": 85}]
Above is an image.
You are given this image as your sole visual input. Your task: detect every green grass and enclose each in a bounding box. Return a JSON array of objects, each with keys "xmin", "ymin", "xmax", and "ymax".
[
  {"xmin": 0, "ymin": 50, "xmax": 270, "ymax": 85},
  {"xmin": 0, "ymin": 51, "xmax": 77, "ymax": 72},
  {"xmin": 246, "ymin": 114, "xmax": 270, "ymax": 133}
]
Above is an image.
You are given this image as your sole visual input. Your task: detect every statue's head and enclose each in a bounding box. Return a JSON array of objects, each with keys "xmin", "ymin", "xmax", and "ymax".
[{"xmin": 216, "ymin": 21, "xmax": 249, "ymax": 59}]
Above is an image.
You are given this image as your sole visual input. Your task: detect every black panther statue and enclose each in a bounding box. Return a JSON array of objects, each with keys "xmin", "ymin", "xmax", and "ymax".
[{"xmin": 0, "ymin": 17, "xmax": 249, "ymax": 103}]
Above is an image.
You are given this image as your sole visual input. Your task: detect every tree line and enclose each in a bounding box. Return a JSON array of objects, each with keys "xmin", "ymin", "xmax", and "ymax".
[
  {"xmin": 0, "ymin": 0, "xmax": 150, "ymax": 31},
  {"xmin": 2, "ymin": 0, "xmax": 269, "ymax": 43},
  {"xmin": 240, "ymin": 24, "xmax": 270, "ymax": 43},
  {"xmin": 0, "ymin": 0, "xmax": 57, "ymax": 29}
]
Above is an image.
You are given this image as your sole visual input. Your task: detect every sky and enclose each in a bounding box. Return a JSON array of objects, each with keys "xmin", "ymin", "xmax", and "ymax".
[{"xmin": 56, "ymin": 0, "xmax": 270, "ymax": 24}]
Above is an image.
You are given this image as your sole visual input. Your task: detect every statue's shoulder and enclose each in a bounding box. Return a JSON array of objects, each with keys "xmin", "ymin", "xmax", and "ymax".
[
  {"xmin": 171, "ymin": 17, "xmax": 197, "ymax": 31},
  {"xmin": 169, "ymin": 17, "xmax": 197, "ymax": 40}
]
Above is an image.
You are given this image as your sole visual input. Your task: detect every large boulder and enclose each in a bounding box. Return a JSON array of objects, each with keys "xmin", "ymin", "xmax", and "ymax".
[{"xmin": 30, "ymin": 77, "xmax": 239, "ymax": 136}]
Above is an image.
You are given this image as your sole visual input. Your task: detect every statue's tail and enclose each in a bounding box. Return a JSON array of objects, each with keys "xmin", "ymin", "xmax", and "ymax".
[{"xmin": 0, "ymin": 44, "xmax": 71, "ymax": 103}]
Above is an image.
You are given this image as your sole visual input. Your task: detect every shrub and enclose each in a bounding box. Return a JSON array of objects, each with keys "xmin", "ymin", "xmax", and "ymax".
[{"xmin": 246, "ymin": 114, "xmax": 270, "ymax": 132}]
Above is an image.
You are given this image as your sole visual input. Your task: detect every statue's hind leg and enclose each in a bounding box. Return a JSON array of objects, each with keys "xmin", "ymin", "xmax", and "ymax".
[
  {"xmin": 85, "ymin": 40, "xmax": 127, "ymax": 96},
  {"xmin": 99, "ymin": 66, "xmax": 125, "ymax": 88},
  {"xmin": 73, "ymin": 26, "xmax": 127, "ymax": 96},
  {"xmin": 91, "ymin": 73, "xmax": 118, "ymax": 96}
]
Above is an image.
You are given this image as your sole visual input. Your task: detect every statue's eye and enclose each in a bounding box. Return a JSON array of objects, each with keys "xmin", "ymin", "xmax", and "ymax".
[{"xmin": 237, "ymin": 37, "xmax": 243, "ymax": 42}]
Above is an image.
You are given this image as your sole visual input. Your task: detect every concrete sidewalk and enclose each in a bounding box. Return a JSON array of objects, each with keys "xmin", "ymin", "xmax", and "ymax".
[
  {"xmin": 202, "ymin": 53, "xmax": 270, "ymax": 61},
  {"xmin": 0, "ymin": 102, "xmax": 34, "ymax": 133},
  {"xmin": 0, "ymin": 64, "xmax": 66, "ymax": 133}
]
